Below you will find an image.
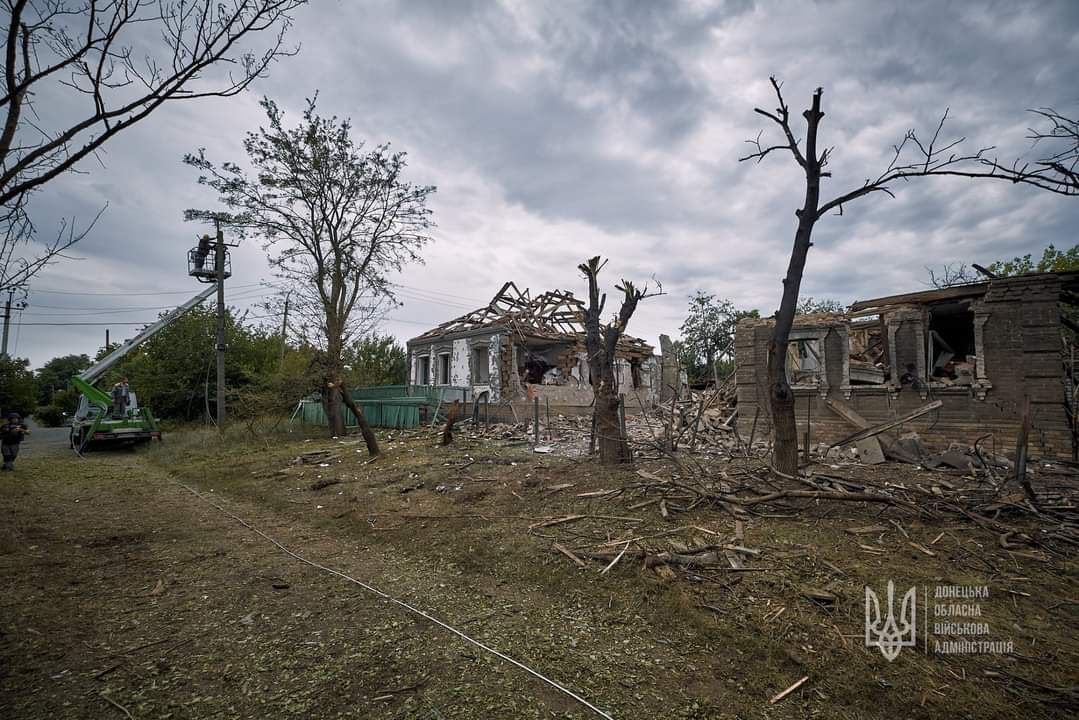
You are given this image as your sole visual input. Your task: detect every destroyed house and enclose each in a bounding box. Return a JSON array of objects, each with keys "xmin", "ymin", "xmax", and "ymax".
[
  {"xmin": 406, "ymin": 282, "xmax": 660, "ymax": 413},
  {"xmin": 735, "ymin": 272, "xmax": 1079, "ymax": 458}
]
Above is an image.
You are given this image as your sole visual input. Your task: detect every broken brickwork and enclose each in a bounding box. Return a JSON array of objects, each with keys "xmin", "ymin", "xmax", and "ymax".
[
  {"xmin": 406, "ymin": 282, "xmax": 661, "ymax": 414},
  {"xmin": 735, "ymin": 272, "xmax": 1079, "ymax": 458}
]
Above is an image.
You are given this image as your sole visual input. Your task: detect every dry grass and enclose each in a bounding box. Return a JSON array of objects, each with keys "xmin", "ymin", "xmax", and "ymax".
[{"xmin": 0, "ymin": 426, "xmax": 1075, "ymax": 719}]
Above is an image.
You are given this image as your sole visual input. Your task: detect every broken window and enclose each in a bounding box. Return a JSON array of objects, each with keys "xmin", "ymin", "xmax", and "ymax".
[
  {"xmin": 473, "ymin": 345, "xmax": 490, "ymax": 383},
  {"xmin": 786, "ymin": 338, "xmax": 822, "ymax": 385},
  {"xmin": 849, "ymin": 318, "xmax": 887, "ymax": 384},
  {"xmin": 437, "ymin": 353, "xmax": 450, "ymax": 385},
  {"xmin": 927, "ymin": 302, "xmax": 976, "ymax": 386},
  {"xmin": 418, "ymin": 355, "xmax": 430, "ymax": 385},
  {"xmin": 517, "ymin": 342, "xmax": 571, "ymax": 385}
]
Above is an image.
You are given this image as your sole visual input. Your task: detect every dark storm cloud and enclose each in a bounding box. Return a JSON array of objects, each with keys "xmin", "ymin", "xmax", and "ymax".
[{"xmin": 11, "ymin": 0, "xmax": 1079, "ymax": 366}]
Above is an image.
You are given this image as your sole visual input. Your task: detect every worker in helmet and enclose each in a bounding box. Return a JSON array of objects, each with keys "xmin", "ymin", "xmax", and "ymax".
[{"xmin": 1, "ymin": 414, "xmax": 29, "ymax": 471}]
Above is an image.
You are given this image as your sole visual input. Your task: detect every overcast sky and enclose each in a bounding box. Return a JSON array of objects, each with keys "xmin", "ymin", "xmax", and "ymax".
[{"xmin": 11, "ymin": 0, "xmax": 1079, "ymax": 368}]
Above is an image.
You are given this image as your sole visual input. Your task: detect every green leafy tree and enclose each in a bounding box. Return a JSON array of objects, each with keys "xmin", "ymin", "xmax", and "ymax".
[
  {"xmin": 344, "ymin": 335, "xmax": 408, "ymax": 387},
  {"xmin": 680, "ymin": 292, "xmax": 758, "ymax": 385},
  {"xmin": 33, "ymin": 387, "xmax": 79, "ymax": 427},
  {"xmin": 101, "ymin": 306, "xmax": 284, "ymax": 422},
  {"xmin": 0, "ymin": 356, "xmax": 36, "ymax": 417},
  {"xmin": 34, "ymin": 354, "xmax": 90, "ymax": 405},
  {"xmin": 186, "ymin": 96, "xmax": 435, "ymax": 452},
  {"xmin": 986, "ymin": 243, "xmax": 1079, "ymax": 276}
]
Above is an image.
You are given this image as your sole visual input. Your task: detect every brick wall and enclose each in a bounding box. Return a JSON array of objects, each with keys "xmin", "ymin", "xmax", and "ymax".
[{"xmin": 735, "ymin": 275, "xmax": 1073, "ymax": 458}]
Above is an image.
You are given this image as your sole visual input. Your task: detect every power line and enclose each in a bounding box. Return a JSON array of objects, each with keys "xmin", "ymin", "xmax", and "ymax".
[
  {"xmin": 391, "ymin": 282, "xmax": 487, "ymax": 304},
  {"xmin": 11, "ymin": 321, "xmax": 155, "ymax": 326},
  {"xmin": 29, "ymin": 282, "xmax": 266, "ymax": 296}
]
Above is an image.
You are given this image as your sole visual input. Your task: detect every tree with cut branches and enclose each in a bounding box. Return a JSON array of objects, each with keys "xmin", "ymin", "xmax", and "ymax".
[
  {"xmin": 186, "ymin": 97, "xmax": 435, "ymax": 453},
  {"xmin": 578, "ymin": 256, "xmax": 660, "ymax": 465},
  {"xmin": 0, "ymin": 0, "xmax": 305, "ymax": 292},
  {"xmin": 741, "ymin": 77, "xmax": 1077, "ymax": 476}
]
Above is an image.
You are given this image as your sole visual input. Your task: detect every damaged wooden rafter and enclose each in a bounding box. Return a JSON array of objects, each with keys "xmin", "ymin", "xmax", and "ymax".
[{"xmin": 410, "ymin": 280, "xmax": 653, "ymax": 356}]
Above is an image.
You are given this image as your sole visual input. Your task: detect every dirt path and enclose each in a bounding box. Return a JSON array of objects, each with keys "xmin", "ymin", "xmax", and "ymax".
[{"xmin": 0, "ymin": 447, "xmax": 598, "ymax": 719}]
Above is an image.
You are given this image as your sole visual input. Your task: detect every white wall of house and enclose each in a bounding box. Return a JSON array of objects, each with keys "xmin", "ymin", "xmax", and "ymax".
[{"xmin": 450, "ymin": 338, "xmax": 469, "ymax": 385}]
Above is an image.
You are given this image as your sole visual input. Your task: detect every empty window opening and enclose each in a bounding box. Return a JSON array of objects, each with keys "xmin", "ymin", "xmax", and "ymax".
[
  {"xmin": 928, "ymin": 302, "xmax": 976, "ymax": 385},
  {"xmin": 631, "ymin": 359, "xmax": 643, "ymax": 389},
  {"xmin": 437, "ymin": 353, "xmax": 451, "ymax": 384},
  {"xmin": 849, "ymin": 318, "xmax": 888, "ymax": 384},
  {"xmin": 418, "ymin": 356, "xmax": 431, "ymax": 385},
  {"xmin": 473, "ymin": 345, "xmax": 490, "ymax": 383},
  {"xmin": 517, "ymin": 343, "xmax": 569, "ymax": 385},
  {"xmin": 787, "ymin": 338, "xmax": 822, "ymax": 385}
]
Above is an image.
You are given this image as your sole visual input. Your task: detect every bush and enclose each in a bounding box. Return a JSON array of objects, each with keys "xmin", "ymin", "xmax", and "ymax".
[{"xmin": 33, "ymin": 405, "xmax": 67, "ymax": 427}]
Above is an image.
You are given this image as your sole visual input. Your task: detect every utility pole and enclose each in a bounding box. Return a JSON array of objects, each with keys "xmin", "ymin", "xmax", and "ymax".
[
  {"xmin": 1, "ymin": 288, "xmax": 12, "ymax": 359},
  {"xmin": 214, "ymin": 221, "xmax": 227, "ymax": 426},
  {"xmin": 105, "ymin": 328, "xmax": 110, "ymax": 349},
  {"xmin": 278, "ymin": 291, "xmax": 290, "ymax": 372}
]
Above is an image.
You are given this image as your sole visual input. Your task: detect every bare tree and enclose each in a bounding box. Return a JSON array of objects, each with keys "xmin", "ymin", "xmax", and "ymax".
[
  {"xmin": 0, "ymin": 0, "xmax": 305, "ymax": 289},
  {"xmin": 741, "ymin": 77, "xmax": 1076, "ymax": 476},
  {"xmin": 1027, "ymin": 107, "xmax": 1079, "ymax": 190},
  {"xmin": 186, "ymin": 97, "xmax": 435, "ymax": 453},
  {"xmin": 578, "ymin": 256, "xmax": 659, "ymax": 465},
  {"xmin": 925, "ymin": 262, "xmax": 978, "ymax": 289}
]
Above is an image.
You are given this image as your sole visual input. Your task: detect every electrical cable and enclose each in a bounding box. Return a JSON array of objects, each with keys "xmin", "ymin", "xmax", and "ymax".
[
  {"xmin": 167, "ymin": 477, "xmax": 614, "ymax": 720},
  {"xmin": 29, "ymin": 282, "xmax": 265, "ymax": 296}
]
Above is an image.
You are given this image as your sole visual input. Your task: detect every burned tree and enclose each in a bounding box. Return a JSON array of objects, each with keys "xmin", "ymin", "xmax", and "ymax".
[
  {"xmin": 741, "ymin": 77, "xmax": 1076, "ymax": 476},
  {"xmin": 186, "ymin": 97, "xmax": 435, "ymax": 453},
  {"xmin": 0, "ymin": 0, "xmax": 305, "ymax": 290},
  {"xmin": 578, "ymin": 256, "xmax": 659, "ymax": 465}
]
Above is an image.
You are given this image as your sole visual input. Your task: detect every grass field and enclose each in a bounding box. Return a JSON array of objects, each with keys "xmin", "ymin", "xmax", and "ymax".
[{"xmin": 0, "ymin": 425, "xmax": 1075, "ymax": 719}]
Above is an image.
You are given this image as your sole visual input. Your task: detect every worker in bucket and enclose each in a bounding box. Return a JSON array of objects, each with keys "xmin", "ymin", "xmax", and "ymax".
[
  {"xmin": 1, "ymin": 414, "xmax": 30, "ymax": 471},
  {"xmin": 194, "ymin": 233, "xmax": 211, "ymax": 271},
  {"xmin": 111, "ymin": 378, "xmax": 130, "ymax": 418}
]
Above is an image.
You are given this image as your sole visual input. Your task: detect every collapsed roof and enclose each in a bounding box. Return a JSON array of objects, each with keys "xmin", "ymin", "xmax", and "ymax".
[
  {"xmin": 409, "ymin": 281, "xmax": 653, "ymax": 356},
  {"xmin": 850, "ymin": 270, "xmax": 1079, "ymax": 313}
]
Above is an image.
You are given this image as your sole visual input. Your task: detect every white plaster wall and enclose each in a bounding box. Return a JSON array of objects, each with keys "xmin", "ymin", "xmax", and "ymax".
[
  {"xmin": 484, "ymin": 333, "xmax": 501, "ymax": 400},
  {"xmin": 451, "ymin": 338, "xmax": 470, "ymax": 385}
]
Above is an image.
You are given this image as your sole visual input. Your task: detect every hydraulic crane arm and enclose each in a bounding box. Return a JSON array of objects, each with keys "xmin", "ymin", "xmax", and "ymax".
[{"xmin": 77, "ymin": 283, "xmax": 219, "ymax": 386}]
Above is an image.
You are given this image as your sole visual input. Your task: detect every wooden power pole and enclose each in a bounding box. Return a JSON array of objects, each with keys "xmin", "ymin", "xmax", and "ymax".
[
  {"xmin": 278, "ymin": 291, "xmax": 290, "ymax": 372},
  {"xmin": 0, "ymin": 288, "xmax": 12, "ymax": 359},
  {"xmin": 214, "ymin": 222, "xmax": 227, "ymax": 426}
]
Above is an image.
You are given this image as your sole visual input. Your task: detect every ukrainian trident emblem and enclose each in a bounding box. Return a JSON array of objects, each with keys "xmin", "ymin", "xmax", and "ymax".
[{"xmin": 865, "ymin": 580, "xmax": 917, "ymax": 661}]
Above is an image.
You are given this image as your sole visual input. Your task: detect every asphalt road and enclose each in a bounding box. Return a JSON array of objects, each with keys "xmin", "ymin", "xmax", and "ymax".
[{"xmin": 21, "ymin": 419, "xmax": 70, "ymax": 457}]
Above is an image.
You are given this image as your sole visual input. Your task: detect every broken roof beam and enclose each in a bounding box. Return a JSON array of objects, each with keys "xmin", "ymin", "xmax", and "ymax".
[{"xmin": 830, "ymin": 400, "xmax": 943, "ymax": 448}]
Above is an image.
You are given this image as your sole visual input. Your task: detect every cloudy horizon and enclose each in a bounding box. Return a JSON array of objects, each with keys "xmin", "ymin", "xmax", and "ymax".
[{"xmin": 9, "ymin": 0, "xmax": 1079, "ymax": 368}]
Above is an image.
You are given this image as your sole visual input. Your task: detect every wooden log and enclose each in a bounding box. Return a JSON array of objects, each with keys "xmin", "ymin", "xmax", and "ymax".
[{"xmin": 830, "ymin": 400, "xmax": 943, "ymax": 448}]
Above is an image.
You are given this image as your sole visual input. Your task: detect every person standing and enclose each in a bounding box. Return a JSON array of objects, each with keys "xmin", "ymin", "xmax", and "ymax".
[
  {"xmin": 1, "ymin": 414, "xmax": 29, "ymax": 471},
  {"xmin": 194, "ymin": 233, "xmax": 211, "ymax": 271},
  {"xmin": 111, "ymin": 379, "xmax": 130, "ymax": 418}
]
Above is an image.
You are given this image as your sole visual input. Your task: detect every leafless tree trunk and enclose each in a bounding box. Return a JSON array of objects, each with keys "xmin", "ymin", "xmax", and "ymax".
[
  {"xmin": 741, "ymin": 77, "xmax": 1076, "ymax": 477},
  {"xmin": 338, "ymin": 379, "xmax": 379, "ymax": 456},
  {"xmin": 578, "ymin": 256, "xmax": 659, "ymax": 465}
]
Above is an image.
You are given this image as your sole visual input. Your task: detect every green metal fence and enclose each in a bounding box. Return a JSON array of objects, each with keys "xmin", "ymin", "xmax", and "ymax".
[{"xmin": 297, "ymin": 385, "xmax": 472, "ymax": 429}]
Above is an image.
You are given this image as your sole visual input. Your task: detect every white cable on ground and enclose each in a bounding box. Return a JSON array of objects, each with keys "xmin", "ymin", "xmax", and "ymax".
[{"xmin": 170, "ymin": 478, "xmax": 615, "ymax": 720}]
